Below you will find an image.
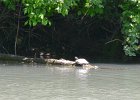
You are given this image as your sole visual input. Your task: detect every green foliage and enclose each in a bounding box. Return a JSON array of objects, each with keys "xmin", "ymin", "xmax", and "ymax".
[
  {"xmin": 2, "ymin": 0, "xmax": 103, "ymax": 26},
  {"xmin": 1, "ymin": 0, "xmax": 19, "ymax": 10},
  {"xmin": 22, "ymin": 0, "xmax": 103, "ymax": 26},
  {"xmin": 77, "ymin": 0, "xmax": 103, "ymax": 16},
  {"xmin": 1, "ymin": 0, "xmax": 140, "ymax": 56},
  {"xmin": 121, "ymin": 0, "xmax": 140, "ymax": 56}
]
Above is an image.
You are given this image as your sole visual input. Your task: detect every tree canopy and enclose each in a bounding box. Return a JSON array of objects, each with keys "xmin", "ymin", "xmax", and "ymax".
[{"xmin": 1, "ymin": 0, "xmax": 140, "ymax": 58}]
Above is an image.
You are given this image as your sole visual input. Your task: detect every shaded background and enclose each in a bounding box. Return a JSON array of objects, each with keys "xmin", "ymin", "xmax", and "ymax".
[{"xmin": 0, "ymin": 1, "xmax": 140, "ymax": 62}]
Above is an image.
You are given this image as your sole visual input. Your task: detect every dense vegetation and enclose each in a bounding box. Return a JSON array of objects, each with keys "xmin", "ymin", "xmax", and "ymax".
[{"xmin": 0, "ymin": 0, "xmax": 140, "ymax": 61}]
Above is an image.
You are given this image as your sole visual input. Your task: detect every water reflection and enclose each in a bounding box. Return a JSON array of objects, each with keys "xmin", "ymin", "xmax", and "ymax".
[
  {"xmin": 76, "ymin": 68, "xmax": 89, "ymax": 74},
  {"xmin": 76, "ymin": 69, "xmax": 89, "ymax": 80},
  {"xmin": 52, "ymin": 66, "xmax": 92, "ymax": 81},
  {"xmin": 54, "ymin": 66, "xmax": 75, "ymax": 73}
]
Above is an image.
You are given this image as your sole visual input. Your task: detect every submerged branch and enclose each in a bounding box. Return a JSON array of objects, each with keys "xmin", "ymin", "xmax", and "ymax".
[
  {"xmin": 15, "ymin": 3, "xmax": 22, "ymax": 55},
  {"xmin": 105, "ymin": 39, "xmax": 123, "ymax": 44}
]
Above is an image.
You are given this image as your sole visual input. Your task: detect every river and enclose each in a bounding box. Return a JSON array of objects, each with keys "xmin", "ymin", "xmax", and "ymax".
[{"xmin": 0, "ymin": 63, "xmax": 140, "ymax": 100}]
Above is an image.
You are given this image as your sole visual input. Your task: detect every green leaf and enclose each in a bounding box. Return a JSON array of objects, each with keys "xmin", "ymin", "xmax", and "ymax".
[
  {"xmin": 42, "ymin": 19, "xmax": 48, "ymax": 25},
  {"xmin": 39, "ymin": 14, "xmax": 44, "ymax": 19},
  {"xmin": 24, "ymin": 21, "xmax": 28, "ymax": 25},
  {"xmin": 32, "ymin": 20, "xmax": 37, "ymax": 26},
  {"xmin": 77, "ymin": 11, "xmax": 82, "ymax": 15}
]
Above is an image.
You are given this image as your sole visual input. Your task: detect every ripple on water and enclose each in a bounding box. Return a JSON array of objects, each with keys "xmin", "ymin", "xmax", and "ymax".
[{"xmin": 0, "ymin": 64, "xmax": 140, "ymax": 100}]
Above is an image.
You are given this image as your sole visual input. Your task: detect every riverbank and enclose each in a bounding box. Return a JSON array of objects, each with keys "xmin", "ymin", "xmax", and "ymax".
[
  {"xmin": 92, "ymin": 57, "xmax": 140, "ymax": 64},
  {"xmin": 0, "ymin": 54, "xmax": 46, "ymax": 64},
  {"xmin": 0, "ymin": 54, "xmax": 98, "ymax": 69},
  {"xmin": 0, "ymin": 54, "xmax": 140, "ymax": 64}
]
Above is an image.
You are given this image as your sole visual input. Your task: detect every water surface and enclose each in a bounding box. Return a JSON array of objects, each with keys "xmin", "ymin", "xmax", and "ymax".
[{"xmin": 0, "ymin": 63, "xmax": 140, "ymax": 100}]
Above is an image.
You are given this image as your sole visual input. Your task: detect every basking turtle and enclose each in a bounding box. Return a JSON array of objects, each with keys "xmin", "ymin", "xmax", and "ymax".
[{"xmin": 75, "ymin": 57, "xmax": 89, "ymax": 66}]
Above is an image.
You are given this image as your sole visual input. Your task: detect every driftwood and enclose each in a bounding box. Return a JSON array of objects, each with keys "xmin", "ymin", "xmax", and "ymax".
[
  {"xmin": 0, "ymin": 54, "xmax": 98, "ymax": 69},
  {"xmin": 45, "ymin": 59, "xmax": 75, "ymax": 65},
  {"xmin": 44, "ymin": 58, "xmax": 98, "ymax": 69},
  {"xmin": 0, "ymin": 54, "xmax": 75, "ymax": 65},
  {"xmin": 0, "ymin": 54, "xmax": 46, "ymax": 64}
]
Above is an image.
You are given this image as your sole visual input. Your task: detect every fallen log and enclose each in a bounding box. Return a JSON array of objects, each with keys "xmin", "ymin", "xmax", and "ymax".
[
  {"xmin": 44, "ymin": 58, "xmax": 98, "ymax": 69},
  {"xmin": 45, "ymin": 58, "xmax": 75, "ymax": 65},
  {"xmin": 21, "ymin": 57, "xmax": 98, "ymax": 69},
  {"xmin": 0, "ymin": 54, "xmax": 98, "ymax": 69},
  {"xmin": 0, "ymin": 54, "xmax": 46, "ymax": 64}
]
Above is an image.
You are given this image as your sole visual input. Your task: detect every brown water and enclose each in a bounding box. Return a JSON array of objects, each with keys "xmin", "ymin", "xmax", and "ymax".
[{"xmin": 0, "ymin": 63, "xmax": 140, "ymax": 100}]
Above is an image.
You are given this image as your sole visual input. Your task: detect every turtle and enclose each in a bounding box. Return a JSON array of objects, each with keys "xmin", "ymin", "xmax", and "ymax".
[{"xmin": 74, "ymin": 57, "xmax": 89, "ymax": 66}]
